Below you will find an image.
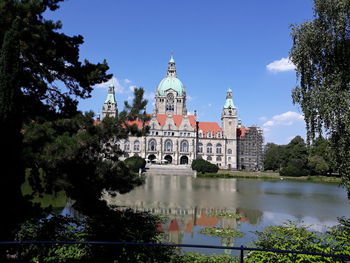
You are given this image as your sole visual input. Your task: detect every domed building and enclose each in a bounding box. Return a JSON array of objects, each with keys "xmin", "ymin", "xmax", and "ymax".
[{"xmin": 101, "ymin": 56, "xmax": 263, "ymax": 170}]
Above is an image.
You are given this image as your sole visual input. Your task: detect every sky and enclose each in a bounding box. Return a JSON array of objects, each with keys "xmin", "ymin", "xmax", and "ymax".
[{"xmin": 44, "ymin": 0, "xmax": 315, "ymax": 144}]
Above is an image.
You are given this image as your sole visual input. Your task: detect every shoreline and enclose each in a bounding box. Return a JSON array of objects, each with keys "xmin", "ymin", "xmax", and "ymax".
[{"xmin": 197, "ymin": 170, "xmax": 342, "ymax": 183}]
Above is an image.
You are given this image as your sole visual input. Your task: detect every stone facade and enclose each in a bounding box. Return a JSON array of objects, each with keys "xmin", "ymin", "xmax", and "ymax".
[{"xmin": 101, "ymin": 56, "xmax": 262, "ymax": 169}]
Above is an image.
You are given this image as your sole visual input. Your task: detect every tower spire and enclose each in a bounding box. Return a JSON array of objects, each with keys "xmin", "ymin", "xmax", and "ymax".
[{"xmin": 167, "ymin": 55, "xmax": 176, "ymax": 77}]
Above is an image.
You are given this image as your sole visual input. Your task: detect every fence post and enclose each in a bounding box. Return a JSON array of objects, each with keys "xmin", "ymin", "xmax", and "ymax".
[{"xmin": 240, "ymin": 245, "xmax": 244, "ymax": 263}]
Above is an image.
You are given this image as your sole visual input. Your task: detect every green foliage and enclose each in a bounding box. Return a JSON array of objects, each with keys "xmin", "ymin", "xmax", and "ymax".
[
  {"xmin": 192, "ymin": 159, "xmax": 219, "ymax": 174},
  {"xmin": 263, "ymin": 143, "xmax": 287, "ymax": 171},
  {"xmin": 22, "ymin": 104, "xmax": 148, "ymax": 216},
  {"xmin": 16, "ymin": 211, "xmax": 175, "ymax": 263},
  {"xmin": 290, "ymin": 0, "xmax": 350, "ymax": 196},
  {"xmin": 247, "ymin": 220, "xmax": 350, "ymax": 263},
  {"xmin": 124, "ymin": 156, "xmax": 146, "ymax": 173},
  {"xmin": 280, "ymin": 165, "xmax": 309, "ymax": 177},
  {"xmin": 172, "ymin": 252, "xmax": 239, "ymax": 263},
  {"xmin": 308, "ymin": 155, "xmax": 329, "ymax": 175},
  {"xmin": 199, "ymin": 227, "xmax": 244, "ymax": 239},
  {"xmin": 16, "ymin": 216, "xmax": 90, "ymax": 263}
]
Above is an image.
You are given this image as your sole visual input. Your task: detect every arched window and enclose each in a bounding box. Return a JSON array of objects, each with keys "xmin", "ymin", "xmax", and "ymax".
[
  {"xmin": 228, "ymin": 149, "xmax": 232, "ymax": 154},
  {"xmin": 216, "ymin": 156, "xmax": 222, "ymax": 161},
  {"xmin": 199, "ymin": 131, "xmax": 203, "ymax": 138},
  {"xmin": 207, "ymin": 143, "xmax": 212, "ymax": 154},
  {"xmin": 148, "ymin": 139, "xmax": 157, "ymax": 151},
  {"xmin": 134, "ymin": 140, "xmax": 140, "ymax": 151},
  {"xmin": 180, "ymin": 140, "xmax": 189, "ymax": 152},
  {"xmin": 116, "ymin": 143, "xmax": 121, "ymax": 151},
  {"xmin": 164, "ymin": 140, "xmax": 173, "ymax": 152},
  {"xmin": 216, "ymin": 143, "xmax": 222, "ymax": 154},
  {"xmin": 124, "ymin": 140, "xmax": 130, "ymax": 151},
  {"xmin": 198, "ymin": 143, "xmax": 203, "ymax": 153},
  {"xmin": 207, "ymin": 156, "xmax": 212, "ymax": 161}
]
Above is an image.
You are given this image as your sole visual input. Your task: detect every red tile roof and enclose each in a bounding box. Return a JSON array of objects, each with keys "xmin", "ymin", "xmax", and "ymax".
[
  {"xmin": 96, "ymin": 114, "xmax": 198, "ymax": 129},
  {"xmin": 168, "ymin": 219, "xmax": 180, "ymax": 232},
  {"xmin": 198, "ymin": 122, "xmax": 222, "ymax": 136},
  {"xmin": 156, "ymin": 114, "xmax": 196, "ymax": 128},
  {"xmin": 196, "ymin": 211, "xmax": 219, "ymax": 227},
  {"xmin": 237, "ymin": 127, "xmax": 250, "ymax": 137}
]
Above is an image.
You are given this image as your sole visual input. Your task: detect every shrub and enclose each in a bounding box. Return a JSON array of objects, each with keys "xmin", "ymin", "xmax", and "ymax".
[
  {"xmin": 192, "ymin": 159, "xmax": 219, "ymax": 174},
  {"xmin": 279, "ymin": 165, "xmax": 309, "ymax": 177},
  {"xmin": 124, "ymin": 156, "xmax": 146, "ymax": 173}
]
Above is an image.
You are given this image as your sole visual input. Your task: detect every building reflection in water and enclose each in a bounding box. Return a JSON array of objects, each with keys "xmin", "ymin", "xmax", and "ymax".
[{"xmin": 104, "ymin": 175, "xmax": 263, "ymax": 248}]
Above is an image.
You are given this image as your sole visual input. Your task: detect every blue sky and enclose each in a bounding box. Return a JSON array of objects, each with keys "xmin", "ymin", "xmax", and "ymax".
[{"xmin": 45, "ymin": 0, "xmax": 315, "ymax": 144}]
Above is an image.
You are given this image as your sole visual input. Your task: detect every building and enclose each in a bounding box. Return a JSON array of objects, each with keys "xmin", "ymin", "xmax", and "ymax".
[
  {"xmin": 102, "ymin": 56, "xmax": 262, "ymax": 169},
  {"xmin": 237, "ymin": 125, "xmax": 264, "ymax": 171}
]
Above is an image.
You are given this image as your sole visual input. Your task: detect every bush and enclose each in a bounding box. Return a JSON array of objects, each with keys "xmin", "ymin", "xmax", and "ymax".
[
  {"xmin": 247, "ymin": 220, "xmax": 350, "ymax": 263},
  {"xmin": 124, "ymin": 156, "xmax": 146, "ymax": 173},
  {"xmin": 191, "ymin": 159, "xmax": 219, "ymax": 174},
  {"xmin": 279, "ymin": 165, "xmax": 309, "ymax": 177},
  {"xmin": 172, "ymin": 252, "xmax": 239, "ymax": 263}
]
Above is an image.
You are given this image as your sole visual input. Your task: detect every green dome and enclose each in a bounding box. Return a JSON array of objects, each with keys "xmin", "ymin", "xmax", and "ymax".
[{"xmin": 157, "ymin": 77, "xmax": 185, "ymax": 96}]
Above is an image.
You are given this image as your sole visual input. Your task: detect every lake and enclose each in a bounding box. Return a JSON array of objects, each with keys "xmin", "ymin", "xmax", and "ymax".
[{"xmin": 104, "ymin": 175, "xmax": 350, "ymax": 255}]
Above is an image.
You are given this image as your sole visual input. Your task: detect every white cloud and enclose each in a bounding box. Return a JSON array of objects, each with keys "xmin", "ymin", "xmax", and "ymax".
[
  {"xmin": 266, "ymin": 57, "xmax": 295, "ymax": 73},
  {"xmin": 208, "ymin": 103, "xmax": 212, "ymax": 107},
  {"xmin": 263, "ymin": 111, "xmax": 304, "ymax": 127},
  {"xmin": 129, "ymin": 85, "xmax": 137, "ymax": 92},
  {"xmin": 95, "ymin": 76, "xmax": 125, "ymax": 94},
  {"xmin": 124, "ymin": 78, "xmax": 132, "ymax": 84},
  {"xmin": 259, "ymin": 116, "xmax": 267, "ymax": 121}
]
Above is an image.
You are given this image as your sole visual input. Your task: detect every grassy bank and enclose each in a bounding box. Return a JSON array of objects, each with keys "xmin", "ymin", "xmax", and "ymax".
[
  {"xmin": 21, "ymin": 169, "xmax": 67, "ymax": 211},
  {"xmin": 197, "ymin": 170, "xmax": 341, "ymax": 183}
]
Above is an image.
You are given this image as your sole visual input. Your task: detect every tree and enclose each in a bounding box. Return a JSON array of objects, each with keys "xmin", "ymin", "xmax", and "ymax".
[
  {"xmin": 290, "ymin": 0, "xmax": 350, "ymax": 196},
  {"xmin": 22, "ymin": 88, "xmax": 149, "ymax": 217},
  {"xmin": 263, "ymin": 143, "xmax": 287, "ymax": 171},
  {"xmin": 124, "ymin": 156, "xmax": 146, "ymax": 173},
  {"xmin": 0, "ymin": 0, "xmax": 111, "ymax": 241},
  {"xmin": 192, "ymin": 159, "xmax": 219, "ymax": 174}
]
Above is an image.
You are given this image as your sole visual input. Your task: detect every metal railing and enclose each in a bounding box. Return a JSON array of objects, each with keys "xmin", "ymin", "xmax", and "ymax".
[{"xmin": 1, "ymin": 241, "xmax": 350, "ymax": 263}]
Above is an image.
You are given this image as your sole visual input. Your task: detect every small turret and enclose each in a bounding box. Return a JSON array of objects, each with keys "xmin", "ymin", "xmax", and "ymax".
[{"xmin": 102, "ymin": 84, "xmax": 118, "ymax": 119}]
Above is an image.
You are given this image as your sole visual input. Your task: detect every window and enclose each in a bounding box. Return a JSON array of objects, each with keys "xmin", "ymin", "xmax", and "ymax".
[
  {"xmin": 198, "ymin": 143, "xmax": 203, "ymax": 153},
  {"xmin": 228, "ymin": 149, "xmax": 232, "ymax": 154},
  {"xmin": 216, "ymin": 156, "xmax": 222, "ymax": 161},
  {"xmin": 180, "ymin": 140, "xmax": 189, "ymax": 152},
  {"xmin": 216, "ymin": 143, "xmax": 222, "ymax": 154},
  {"xmin": 207, "ymin": 143, "xmax": 212, "ymax": 154},
  {"xmin": 208, "ymin": 131, "xmax": 212, "ymax": 138},
  {"xmin": 134, "ymin": 140, "xmax": 140, "ymax": 151},
  {"xmin": 207, "ymin": 156, "xmax": 212, "ymax": 161},
  {"xmin": 199, "ymin": 131, "xmax": 203, "ymax": 137},
  {"xmin": 148, "ymin": 139, "xmax": 157, "ymax": 151},
  {"xmin": 124, "ymin": 140, "xmax": 130, "ymax": 151},
  {"xmin": 164, "ymin": 139, "xmax": 173, "ymax": 152},
  {"xmin": 217, "ymin": 132, "xmax": 221, "ymax": 138},
  {"xmin": 166, "ymin": 93, "xmax": 175, "ymax": 111},
  {"xmin": 229, "ymin": 121, "xmax": 232, "ymax": 126},
  {"xmin": 228, "ymin": 157, "xmax": 231, "ymax": 162}
]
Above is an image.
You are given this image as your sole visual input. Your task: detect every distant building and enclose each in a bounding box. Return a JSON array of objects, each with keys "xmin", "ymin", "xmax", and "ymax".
[
  {"xmin": 237, "ymin": 125, "xmax": 264, "ymax": 171},
  {"xmin": 101, "ymin": 56, "xmax": 263, "ymax": 170}
]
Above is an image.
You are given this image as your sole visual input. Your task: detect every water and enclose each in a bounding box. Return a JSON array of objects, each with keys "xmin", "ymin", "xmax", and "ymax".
[{"xmin": 105, "ymin": 175, "xmax": 350, "ymax": 255}]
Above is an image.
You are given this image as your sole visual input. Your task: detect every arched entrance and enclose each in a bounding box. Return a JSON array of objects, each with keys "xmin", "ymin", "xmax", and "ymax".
[
  {"xmin": 164, "ymin": 155, "xmax": 172, "ymax": 164},
  {"xmin": 148, "ymin": 154, "xmax": 156, "ymax": 163},
  {"xmin": 180, "ymin": 156, "xmax": 189, "ymax": 165}
]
